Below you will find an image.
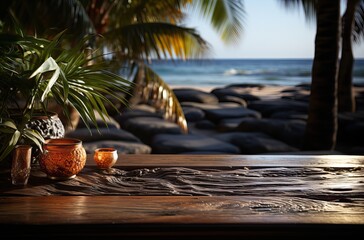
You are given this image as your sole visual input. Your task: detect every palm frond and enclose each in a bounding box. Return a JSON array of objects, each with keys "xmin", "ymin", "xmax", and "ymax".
[
  {"xmin": 0, "ymin": 118, "xmax": 44, "ymax": 162},
  {"xmin": 106, "ymin": 0, "xmax": 186, "ymax": 26},
  {"xmin": 103, "ymin": 22, "xmax": 210, "ymax": 60},
  {"xmin": 279, "ymin": 0, "xmax": 317, "ymax": 23},
  {"xmin": 52, "ymin": 55, "xmax": 132, "ymax": 130},
  {"xmin": 353, "ymin": 0, "xmax": 364, "ymax": 43},
  {"xmin": 105, "ymin": 23, "xmax": 209, "ymax": 59},
  {"xmin": 1, "ymin": 0, "xmax": 95, "ymax": 40},
  {"xmin": 133, "ymin": 63, "xmax": 188, "ymax": 133},
  {"xmin": 0, "ymin": 127, "xmax": 21, "ymax": 161},
  {"xmin": 189, "ymin": 0, "xmax": 245, "ymax": 44}
]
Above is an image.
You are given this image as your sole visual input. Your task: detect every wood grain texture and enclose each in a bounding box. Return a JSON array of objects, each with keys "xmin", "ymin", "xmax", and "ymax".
[
  {"xmin": 1, "ymin": 165, "xmax": 363, "ymax": 201},
  {"xmin": 0, "ymin": 196, "xmax": 362, "ymax": 238},
  {"xmin": 87, "ymin": 154, "xmax": 364, "ymax": 168},
  {"xmin": 0, "ymin": 195, "xmax": 363, "ymax": 224},
  {"xmin": 0, "ymin": 154, "xmax": 363, "ymax": 238}
]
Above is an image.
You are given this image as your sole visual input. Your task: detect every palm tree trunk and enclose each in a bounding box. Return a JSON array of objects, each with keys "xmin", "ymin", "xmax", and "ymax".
[
  {"xmin": 303, "ymin": 0, "xmax": 340, "ymax": 151},
  {"xmin": 338, "ymin": 0, "xmax": 360, "ymax": 113}
]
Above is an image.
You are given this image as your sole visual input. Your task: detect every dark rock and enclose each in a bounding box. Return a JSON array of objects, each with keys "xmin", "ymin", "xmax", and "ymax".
[
  {"xmin": 269, "ymin": 111, "xmax": 308, "ymax": 121},
  {"xmin": 121, "ymin": 117, "xmax": 183, "ymax": 144},
  {"xmin": 226, "ymin": 83, "xmax": 266, "ymax": 89},
  {"xmin": 151, "ymin": 134, "xmax": 241, "ymax": 154},
  {"xmin": 237, "ymin": 118, "xmax": 306, "ymax": 148},
  {"xmin": 115, "ymin": 109, "xmax": 163, "ymax": 127},
  {"xmin": 65, "ymin": 128, "xmax": 141, "ymax": 143},
  {"xmin": 217, "ymin": 117, "xmax": 256, "ymax": 132},
  {"xmin": 187, "ymin": 122, "xmax": 220, "ymax": 137},
  {"xmin": 173, "ymin": 88, "xmax": 219, "ymax": 104},
  {"xmin": 295, "ymin": 83, "xmax": 311, "ymax": 90},
  {"xmin": 211, "ymin": 87, "xmax": 261, "ymax": 102},
  {"xmin": 182, "ymin": 107, "xmax": 205, "ymax": 122},
  {"xmin": 204, "ymin": 107, "xmax": 261, "ymax": 123},
  {"xmin": 280, "ymin": 87, "xmax": 300, "ymax": 93},
  {"xmin": 194, "ymin": 119, "xmax": 216, "ymax": 130},
  {"xmin": 217, "ymin": 95, "xmax": 248, "ymax": 106},
  {"xmin": 281, "ymin": 93, "xmax": 310, "ymax": 102},
  {"xmin": 213, "ymin": 132, "xmax": 298, "ymax": 154},
  {"xmin": 181, "ymin": 102, "xmax": 240, "ymax": 110},
  {"xmin": 83, "ymin": 140, "xmax": 151, "ymax": 154},
  {"xmin": 247, "ymin": 99, "xmax": 308, "ymax": 117}
]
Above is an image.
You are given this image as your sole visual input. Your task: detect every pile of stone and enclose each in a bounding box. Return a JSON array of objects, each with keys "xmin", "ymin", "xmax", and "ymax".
[{"xmin": 66, "ymin": 83, "xmax": 364, "ymax": 155}]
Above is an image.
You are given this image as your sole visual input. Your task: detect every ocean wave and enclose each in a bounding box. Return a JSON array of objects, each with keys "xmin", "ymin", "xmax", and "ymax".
[
  {"xmin": 224, "ymin": 68, "xmax": 312, "ymax": 77},
  {"xmin": 224, "ymin": 68, "xmax": 250, "ymax": 75},
  {"xmin": 150, "ymin": 59, "xmax": 364, "ymax": 86},
  {"xmin": 224, "ymin": 68, "xmax": 277, "ymax": 76}
]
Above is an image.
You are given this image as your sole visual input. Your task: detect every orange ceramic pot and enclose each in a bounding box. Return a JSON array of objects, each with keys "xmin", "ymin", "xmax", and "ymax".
[{"xmin": 39, "ymin": 138, "xmax": 86, "ymax": 180}]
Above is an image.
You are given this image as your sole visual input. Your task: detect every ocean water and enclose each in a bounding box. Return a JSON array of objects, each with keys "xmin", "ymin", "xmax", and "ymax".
[{"xmin": 148, "ymin": 59, "xmax": 364, "ymax": 88}]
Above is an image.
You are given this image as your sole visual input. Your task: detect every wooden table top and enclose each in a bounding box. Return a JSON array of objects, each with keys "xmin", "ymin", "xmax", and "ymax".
[{"xmin": 1, "ymin": 154, "xmax": 363, "ymax": 239}]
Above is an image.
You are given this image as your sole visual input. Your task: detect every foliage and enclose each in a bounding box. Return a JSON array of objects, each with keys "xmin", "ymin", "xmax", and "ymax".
[
  {"xmin": 0, "ymin": 0, "xmax": 245, "ymax": 132},
  {"xmin": 188, "ymin": 0, "xmax": 245, "ymax": 44},
  {"xmin": 353, "ymin": 0, "xmax": 364, "ymax": 43},
  {"xmin": 132, "ymin": 63, "xmax": 188, "ymax": 133},
  {"xmin": 0, "ymin": 30, "xmax": 132, "ymax": 162},
  {"xmin": 279, "ymin": 0, "xmax": 364, "ymax": 43}
]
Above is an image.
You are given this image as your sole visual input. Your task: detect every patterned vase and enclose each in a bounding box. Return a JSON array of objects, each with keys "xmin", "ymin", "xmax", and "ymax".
[
  {"xmin": 25, "ymin": 111, "xmax": 65, "ymax": 164},
  {"xmin": 39, "ymin": 138, "xmax": 86, "ymax": 180},
  {"xmin": 26, "ymin": 112, "xmax": 65, "ymax": 139}
]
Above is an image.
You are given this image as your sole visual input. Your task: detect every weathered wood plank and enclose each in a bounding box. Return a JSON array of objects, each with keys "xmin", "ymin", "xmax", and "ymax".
[
  {"xmin": 93, "ymin": 154, "xmax": 364, "ymax": 168},
  {"xmin": 0, "ymin": 154, "xmax": 363, "ymax": 238},
  {"xmin": 1, "ymin": 165, "xmax": 363, "ymax": 200},
  {"xmin": 0, "ymin": 196, "xmax": 363, "ymax": 224}
]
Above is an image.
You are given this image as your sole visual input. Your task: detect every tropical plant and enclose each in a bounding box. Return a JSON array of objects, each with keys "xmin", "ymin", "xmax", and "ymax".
[
  {"xmin": 83, "ymin": 0, "xmax": 245, "ymax": 133},
  {"xmin": 0, "ymin": 0, "xmax": 245, "ymax": 133},
  {"xmin": 0, "ymin": 29, "xmax": 131, "ymax": 163}
]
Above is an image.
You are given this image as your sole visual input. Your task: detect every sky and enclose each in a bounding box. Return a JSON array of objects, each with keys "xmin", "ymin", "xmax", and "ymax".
[{"xmin": 184, "ymin": 0, "xmax": 364, "ymax": 59}]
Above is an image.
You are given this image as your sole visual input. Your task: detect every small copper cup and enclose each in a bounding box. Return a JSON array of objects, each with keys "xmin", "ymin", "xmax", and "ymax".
[{"xmin": 94, "ymin": 148, "xmax": 118, "ymax": 169}]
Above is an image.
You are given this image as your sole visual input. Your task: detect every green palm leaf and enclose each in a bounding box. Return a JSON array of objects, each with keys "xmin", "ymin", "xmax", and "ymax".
[
  {"xmin": 0, "ymin": 0, "xmax": 95, "ymax": 40},
  {"xmin": 22, "ymin": 128, "xmax": 44, "ymax": 152},
  {"xmin": 190, "ymin": 0, "xmax": 245, "ymax": 43},
  {"xmin": 279, "ymin": 0, "xmax": 317, "ymax": 23},
  {"xmin": 104, "ymin": 22, "xmax": 209, "ymax": 60},
  {"xmin": 353, "ymin": 0, "xmax": 364, "ymax": 43},
  {"xmin": 0, "ymin": 121, "xmax": 21, "ymax": 161},
  {"xmin": 0, "ymin": 120, "xmax": 17, "ymax": 130},
  {"xmin": 29, "ymin": 57, "xmax": 60, "ymax": 102}
]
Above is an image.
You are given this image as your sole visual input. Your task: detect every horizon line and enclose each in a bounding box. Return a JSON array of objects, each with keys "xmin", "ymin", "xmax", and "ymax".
[{"xmin": 149, "ymin": 57, "xmax": 364, "ymax": 60}]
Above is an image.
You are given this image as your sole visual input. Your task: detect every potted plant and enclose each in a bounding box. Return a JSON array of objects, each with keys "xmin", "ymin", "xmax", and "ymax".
[{"xmin": 0, "ymin": 29, "xmax": 132, "ymax": 165}]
